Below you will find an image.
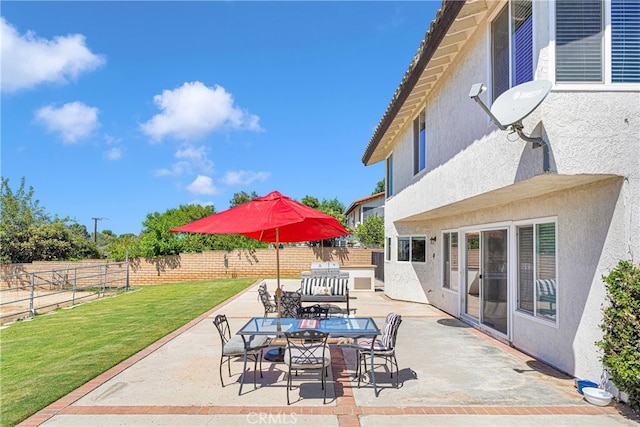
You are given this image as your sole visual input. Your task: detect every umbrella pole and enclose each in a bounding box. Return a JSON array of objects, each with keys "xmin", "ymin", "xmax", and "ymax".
[{"xmin": 275, "ymin": 228, "xmax": 281, "ymax": 326}]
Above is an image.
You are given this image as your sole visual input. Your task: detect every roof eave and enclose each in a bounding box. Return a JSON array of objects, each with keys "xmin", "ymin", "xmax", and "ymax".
[{"xmin": 362, "ymin": 0, "xmax": 467, "ymax": 166}]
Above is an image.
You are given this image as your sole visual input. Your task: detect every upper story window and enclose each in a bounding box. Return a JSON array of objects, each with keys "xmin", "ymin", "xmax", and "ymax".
[
  {"xmin": 413, "ymin": 109, "xmax": 426, "ymax": 175},
  {"xmin": 555, "ymin": 0, "xmax": 639, "ymax": 84},
  {"xmin": 386, "ymin": 153, "xmax": 394, "ymax": 197},
  {"xmin": 492, "ymin": 0, "xmax": 533, "ymax": 101}
]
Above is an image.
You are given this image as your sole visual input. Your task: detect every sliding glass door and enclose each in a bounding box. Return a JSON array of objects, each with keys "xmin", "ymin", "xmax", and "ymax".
[{"xmin": 463, "ymin": 229, "xmax": 509, "ymax": 335}]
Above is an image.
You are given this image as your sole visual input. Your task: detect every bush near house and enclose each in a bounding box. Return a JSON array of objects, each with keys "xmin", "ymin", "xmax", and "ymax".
[{"xmin": 598, "ymin": 260, "xmax": 640, "ymax": 410}]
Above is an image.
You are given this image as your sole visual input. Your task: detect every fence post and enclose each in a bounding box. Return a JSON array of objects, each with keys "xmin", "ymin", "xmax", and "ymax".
[
  {"xmin": 72, "ymin": 267, "xmax": 77, "ymax": 305},
  {"xmin": 102, "ymin": 264, "xmax": 107, "ymax": 296},
  {"xmin": 125, "ymin": 251, "xmax": 130, "ymax": 291},
  {"xmin": 29, "ymin": 273, "xmax": 35, "ymax": 317}
]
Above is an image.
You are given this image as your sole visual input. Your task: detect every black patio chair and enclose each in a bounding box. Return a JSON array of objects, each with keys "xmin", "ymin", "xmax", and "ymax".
[
  {"xmin": 213, "ymin": 314, "xmax": 270, "ymax": 388},
  {"xmin": 284, "ymin": 329, "xmax": 332, "ymax": 404},
  {"xmin": 353, "ymin": 312, "xmax": 402, "ymax": 388}
]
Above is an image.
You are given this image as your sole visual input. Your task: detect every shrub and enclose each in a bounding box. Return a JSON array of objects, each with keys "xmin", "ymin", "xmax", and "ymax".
[{"xmin": 597, "ymin": 260, "xmax": 640, "ymax": 410}]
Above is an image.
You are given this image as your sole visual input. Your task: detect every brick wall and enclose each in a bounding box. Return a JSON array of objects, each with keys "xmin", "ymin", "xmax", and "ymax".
[{"xmin": 1, "ymin": 247, "xmax": 379, "ymax": 286}]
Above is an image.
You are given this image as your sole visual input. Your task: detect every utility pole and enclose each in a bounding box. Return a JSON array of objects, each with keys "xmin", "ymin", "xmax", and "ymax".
[{"xmin": 92, "ymin": 217, "xmax": 110, "ymax": 243}]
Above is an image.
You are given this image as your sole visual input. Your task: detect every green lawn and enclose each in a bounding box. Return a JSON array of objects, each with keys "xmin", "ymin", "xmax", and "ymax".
[{"xmin": 0, "ymin": 278, "xmax": 255, "ymax": 427}]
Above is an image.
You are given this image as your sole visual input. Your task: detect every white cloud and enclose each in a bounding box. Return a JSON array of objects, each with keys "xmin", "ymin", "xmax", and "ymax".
[
  {"xmin": 1, "ymin": 17, "xmax": 105, "ymax": 93},
  {"xmin": 34, "ymin": 101, "xmax": 100, "ymax": 143},
  {"xmin": 186, "ymin": 175, "xmax": 220, "ymax": 196},
  {"xmin": 140, "ymin": 81, "xmax": 262, "ymax": 142},
  {"xmin": 155, "ymin": 144, "xmax": 214, "ymax": 177},
  {"xmin": 104, "ymin": 134, "xmax": 121, "ymax": 145},
  {"xmin": 154, "ymin": 161, "xmax": 192, "ymax": 177},
  {"xmin": 104, "ymin": 147, "xmax": 122, "ymax": 160},
  {"xmin": 221, "ymin": 170, "xmax": 270, "ymax": 186},
  {"xmin": 175, "ymin": 145, "xmax": 214, "ymax": 174}
]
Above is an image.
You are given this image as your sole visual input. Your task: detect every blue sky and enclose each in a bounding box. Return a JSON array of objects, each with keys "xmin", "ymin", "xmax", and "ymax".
[{"xmin": 1, "ymin": 1, "xmax": 440, "ymax": 235}]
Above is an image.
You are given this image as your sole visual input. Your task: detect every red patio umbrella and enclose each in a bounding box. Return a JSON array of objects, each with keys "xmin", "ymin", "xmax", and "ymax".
[{"xmin": 169, "ymin": 191, "xmax": 349, "ymax": 316}]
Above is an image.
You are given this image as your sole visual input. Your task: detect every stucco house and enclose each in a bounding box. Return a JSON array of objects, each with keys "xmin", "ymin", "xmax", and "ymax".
[
  {"xmin": 361, "ymin": 0, "xmax": 639, "ymax": 385},
  {"xmin": 345, "ymin": 191, "xmax": 385, "ymax": 230}
]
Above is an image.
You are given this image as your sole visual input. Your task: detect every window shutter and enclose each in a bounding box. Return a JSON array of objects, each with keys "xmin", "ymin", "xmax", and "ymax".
[
  {"xmin": 555, "ymin": 0, "xmax": 603, "ymax": 82},
  {"xmin": 612, "ymin": 0, "xmax": 640, "ymax": 83}
]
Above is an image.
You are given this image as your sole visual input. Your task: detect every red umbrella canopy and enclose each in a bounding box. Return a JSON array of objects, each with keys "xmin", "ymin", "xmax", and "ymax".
[{"xmin": 169, "ymin": 191, "xmax": 349, "ymax": 243}]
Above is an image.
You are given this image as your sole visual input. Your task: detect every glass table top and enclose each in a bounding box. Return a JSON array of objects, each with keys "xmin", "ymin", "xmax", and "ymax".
[{"xmin": 237, "ymin": 316, "xmax": 379, "ymax": 337}]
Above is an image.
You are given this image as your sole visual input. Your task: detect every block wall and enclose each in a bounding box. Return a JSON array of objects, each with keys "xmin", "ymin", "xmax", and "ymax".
[{"xmin": 1, "ymin": 247, "xmax": 379, "ymax": 286}]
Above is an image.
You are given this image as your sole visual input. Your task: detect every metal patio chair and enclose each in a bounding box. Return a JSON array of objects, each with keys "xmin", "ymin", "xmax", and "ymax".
[
  {"xmin": 354, "ymin": 312, "xmax": 402, "ymax": 388},
  {"xmin": 257, "ymin": 281, "xmax": 278, "ymax": 317},
  {"xmin": 213, "ymin": 314, "xmax": 270, "ymax": 388},
  {"xmin": 284, "ymin": 329, "xmax": 332, "ymax": 404}
]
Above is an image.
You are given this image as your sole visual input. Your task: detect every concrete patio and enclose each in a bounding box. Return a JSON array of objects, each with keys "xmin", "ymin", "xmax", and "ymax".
[{"xmin": 20, "ymin": 279, "xmax": 638, "ymax": 426}]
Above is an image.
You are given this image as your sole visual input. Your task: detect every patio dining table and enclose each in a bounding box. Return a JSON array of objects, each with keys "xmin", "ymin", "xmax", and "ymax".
[{"xmin": 236, "ymin": 316, "xmax": 381, "ymax": 396}]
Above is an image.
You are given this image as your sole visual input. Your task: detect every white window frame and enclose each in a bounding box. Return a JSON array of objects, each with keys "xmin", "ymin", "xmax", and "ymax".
[
  {"xmin": 512, "ymin": 216, "xmax": 559, "ymax": 326},
  {"xmin": 550, "ymin": 0, "xmax": 640, "ymax": 91},
  {"xmin": 488, "ymin": 0, "xmax": 536, "ymax": 102},
  {"xmin": 396, "ymin": 236, "xmax": 426, "ymax": 263},
  {"xmin": 413, "ymin": 109, "xmax": 426, "ymax": 176},
  {"xmin": 441, "ymin": 230, "xmax": 459, "ymax": 293},
  {"xmin": 386, "ymin": 153, "xmax": 394, "ymax": 197}
]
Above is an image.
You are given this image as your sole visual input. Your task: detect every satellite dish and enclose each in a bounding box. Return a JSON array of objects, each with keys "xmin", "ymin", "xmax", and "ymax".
[{"xmin": 490, "ymin": 80, "xmax": 552, "ymax": 127}]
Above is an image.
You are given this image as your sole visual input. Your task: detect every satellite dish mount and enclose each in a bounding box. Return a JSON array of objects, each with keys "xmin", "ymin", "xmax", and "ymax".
[{"xmin": 469, "ymin": 80, "xmax": 552, "ymax": 149}]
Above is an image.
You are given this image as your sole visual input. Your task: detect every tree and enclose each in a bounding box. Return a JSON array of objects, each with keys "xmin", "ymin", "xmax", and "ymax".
[
  {"xmin": 301, "ymin": 195, "xmax": 320, "ymax": 209},
  {"xmin": 105, "ymin": 234, "xmax": 142, "ymax": 261},
  {"xmin": 301, "ymin": 196, "xmax": 348, "ymax": 247},
  {"xmin": 1, "ymin": 177, "xmax": 48, "ymax": 262},
  {"xmin": 230, "ymin": 191, "xmax": 258, "ymax": 208},
  {"xmin": 373, "ymin": 179, "xmax": 385, "ymax": 194},
  {"xmin": 67, "ymin": 223, "xmax": 102, "ymax": 259},
  {"xmin": 354, "ymin": 214, "xmax": 384, "ymax": 247},
  {"xmin": 319, "ymin": 197, "xmax": 346, "ymax": 226},
  {"xmin": 139, "ymin": 204, "xmax": 217, "ymax": 257},
  {"xmin": 0, "ymin": 177, "xmax": 100, "ymax": 262}
]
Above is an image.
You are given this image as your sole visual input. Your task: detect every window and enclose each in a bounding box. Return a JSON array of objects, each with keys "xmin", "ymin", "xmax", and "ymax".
[
  {"xmin": 442, "ymin": 232, "xmax": 459, "ymax": 291},
  {"xmin": 612, "ymin": 0, "xmax": 640, "ymax": 83},
  {"xmin": 517, "ymin": 221, "xmax": 557, "ymax": 321},
  {"xmin": 413, "ymin": 110, "xmax": 426, "ymax": 175},
  {"xmin": 556, "ymin": 0, "xmax": 603, "ymax": 82},
  {"xmin": 386, "ymin": 237, "xmax": 392, "ymax": 261},
  {"xmin": 397, "ymin": 237, "xmax": 409, "ymax": 261},
  {"xmin": 555, "ymin": 0, "xmax": 639, "ymax": 84},
  {"xmin": 386, "ymin": 154, "xmax": 393, "ymax": 197},
  {"xmin": 411, "ymin": 237, "xmax": 426, "ymax": 262},
  {"xmin": 492, "ymin": 1, "xmax": 533, "ymax": 100},
  {"xmin": 397, "ymin": 236, "xmax": 426, "ymax": 263}
]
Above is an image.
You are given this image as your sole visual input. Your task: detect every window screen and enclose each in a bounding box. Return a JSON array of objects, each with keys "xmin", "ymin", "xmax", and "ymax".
[
  {"xmin": 612, "ymin": 0, "xmax": 640, "ymax": 83},
  {"xmin": 556, "ymin": 0, "xmax": 603, "ymax": 82},
  {"xmin": 492, "ymin": 6, "xmax": 510, "ymax": 100},
  {"xmin": 513, "ymin": 0, "xmax": 533, "ymax": 85}
]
